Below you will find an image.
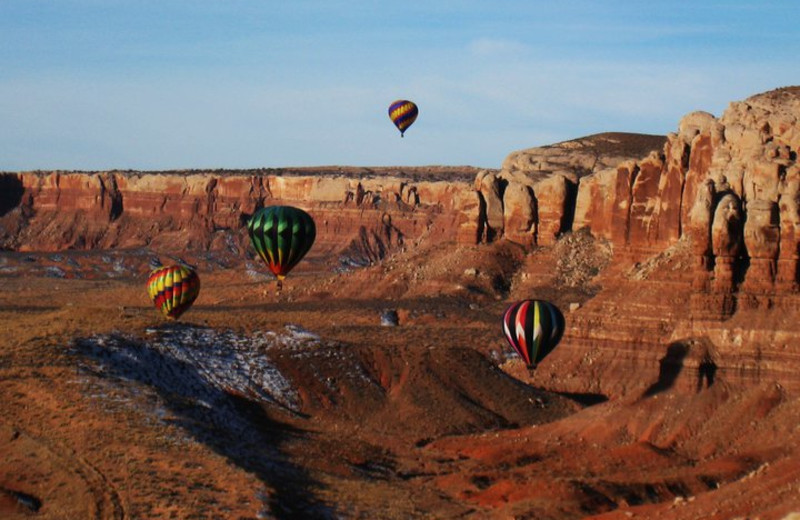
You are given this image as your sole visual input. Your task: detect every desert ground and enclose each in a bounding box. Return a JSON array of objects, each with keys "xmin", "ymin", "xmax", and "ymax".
[{"xmin": 2, "ymin": 234, "xmax": 800, "ymax": 520}]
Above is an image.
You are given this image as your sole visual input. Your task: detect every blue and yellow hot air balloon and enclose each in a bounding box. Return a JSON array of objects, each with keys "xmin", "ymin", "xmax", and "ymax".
[{"xmin": 388, "ymin": 100, "xmax": 418, "ymax": 137}]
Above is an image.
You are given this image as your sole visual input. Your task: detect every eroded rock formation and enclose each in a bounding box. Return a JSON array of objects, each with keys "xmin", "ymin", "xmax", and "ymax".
[
  {"xmin": 484, "ymin": 133, "xmax": 666, "ymax": 248},
  {"xmin": 0, "ymin": 168, "xmax": 484, "ymax": 267},
  {"xmin": 505, "ymin": 88, "xmax": 800, "ymax": 320}
]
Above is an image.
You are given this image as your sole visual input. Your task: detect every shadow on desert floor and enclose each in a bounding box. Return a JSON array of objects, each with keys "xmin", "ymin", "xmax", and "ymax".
[{"xmin": 74, "ymin": 323, "xmax": 336, "ymax": 519}]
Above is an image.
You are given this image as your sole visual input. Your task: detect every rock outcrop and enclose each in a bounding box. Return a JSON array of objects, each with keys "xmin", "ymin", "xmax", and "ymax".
[
  {"xmin": 505, "ymin": 87, "xmax": 800, "ymax": 400},
  {"xmin": 500, "ymin": 88, "xmax": 800, "ymax": 319},
  {"xmin": 479, "ymin": 133, "xmax": 666, "ymax": 247}
]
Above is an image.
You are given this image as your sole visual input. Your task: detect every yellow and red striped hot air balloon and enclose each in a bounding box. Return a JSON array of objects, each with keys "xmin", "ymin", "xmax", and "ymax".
[
  {"xmin": 146, "ymin": 264, "xmax": 201, "ymax": 320},
  {"xmin": 388, "ymin": 99, "xmax": 418, "ymax": 137}
]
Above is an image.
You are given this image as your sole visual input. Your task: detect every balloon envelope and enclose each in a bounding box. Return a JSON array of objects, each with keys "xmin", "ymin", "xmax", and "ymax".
[
  {"xmin": 502, "ymin": 300, "xmax": 565, "ymax": 367},
  {"xmin": 388, "ymin": 100, "xmax": 418, "ymax": 136},
  {"xmin": 147, "ymin": 264, "xmax": 200, "ymax": 319},
  {"xmin": 247, "ymin": 205, "xmax": 316, "ymax": 280}
]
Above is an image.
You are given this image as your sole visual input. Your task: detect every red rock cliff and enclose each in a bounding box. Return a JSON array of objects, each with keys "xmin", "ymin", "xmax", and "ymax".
[
  {"xmin": 485, "ymin": 88, "xmax": 800, "ymax": 315},
  {"xmin": 0, "ymin": 167, "xmax": 484, "ymax": 265},
  {"xmin": 494, "ymin": 87, "xmax": 800, "ymax": 399}
]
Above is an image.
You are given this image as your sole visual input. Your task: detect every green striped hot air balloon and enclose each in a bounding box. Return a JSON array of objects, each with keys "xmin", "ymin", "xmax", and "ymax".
[{"xmin": 247, "ymin": 205, "xmax": 316, "ymax": 290}]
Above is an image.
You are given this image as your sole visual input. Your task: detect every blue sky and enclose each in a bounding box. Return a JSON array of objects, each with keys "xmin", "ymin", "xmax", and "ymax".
[{"xmin": 1, "ymin": 1, "xmax": 799, "ymax": 171}]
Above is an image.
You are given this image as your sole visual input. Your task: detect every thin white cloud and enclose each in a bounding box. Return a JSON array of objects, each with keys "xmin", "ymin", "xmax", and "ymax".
[{"xmin": 468, "ymin": 38, "xmax": 530, "ymax": 58}]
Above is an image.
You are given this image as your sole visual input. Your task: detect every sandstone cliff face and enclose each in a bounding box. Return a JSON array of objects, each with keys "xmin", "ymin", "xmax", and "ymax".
[
  {"xmin": 494, "ymin": 88, "xmax": 800, "ymax": 314},
  {"xmin": 504, "ymin": 87, "xmax": 800, "ymax": 399},
  {"xmin": 3, "ymin": 89, "xmax": 799, "ymax": 310},
  {"xmin": 477, "ymin": 133, "xmax": 667, "ymax": 248},
  {"xmin": 3, "ymin": 90, "xmax": 799, "ymax": 300},
  {"xmin": 449, "ymin": 87, "xmax": 800, "ymax": 399},
  {"xmin": 0, "ymin": 168, "xmax": 484, "ymax": 266}
]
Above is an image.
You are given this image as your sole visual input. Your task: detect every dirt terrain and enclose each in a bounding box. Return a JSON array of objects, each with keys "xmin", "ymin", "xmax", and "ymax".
[{"xmin": 2, "ymin": 235, "xmax": 800, "ymax": 519}]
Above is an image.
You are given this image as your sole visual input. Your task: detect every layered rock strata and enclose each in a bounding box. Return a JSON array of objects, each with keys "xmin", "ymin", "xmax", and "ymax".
[
  {"xmin": 0, "ymin": 168, "xmax": 483, "ymax": 266},
  {"xmin": 495, "ymin": 88, "xmax": 800, "ymax": 319}
]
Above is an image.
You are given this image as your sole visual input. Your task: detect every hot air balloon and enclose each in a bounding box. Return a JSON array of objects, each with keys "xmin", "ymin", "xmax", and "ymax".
[
  {"xmin": 388, "ymin": 100, "xmax": 418, "ymax": 137},
  {"xmin": 502, "ymin": 300, "xmax": 565, "ymax": 368},
  {"xmin": 146, "ymin": 264, "xmax": 201, "ymax": 320},
  {"xmin": 247, "ymin": 205, "xmax": 316, "ymax": 291}
]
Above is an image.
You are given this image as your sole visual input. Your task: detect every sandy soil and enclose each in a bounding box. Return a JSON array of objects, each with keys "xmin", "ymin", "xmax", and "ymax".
[{"xmin": 1, "ymin": 244, "xmax": 800, "ymax": 519}]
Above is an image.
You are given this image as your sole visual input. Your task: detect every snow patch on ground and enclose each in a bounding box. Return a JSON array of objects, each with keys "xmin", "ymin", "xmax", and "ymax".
[{"xmin": 73, "ymin": 324, "xmax": 320, "ymax": 419}]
